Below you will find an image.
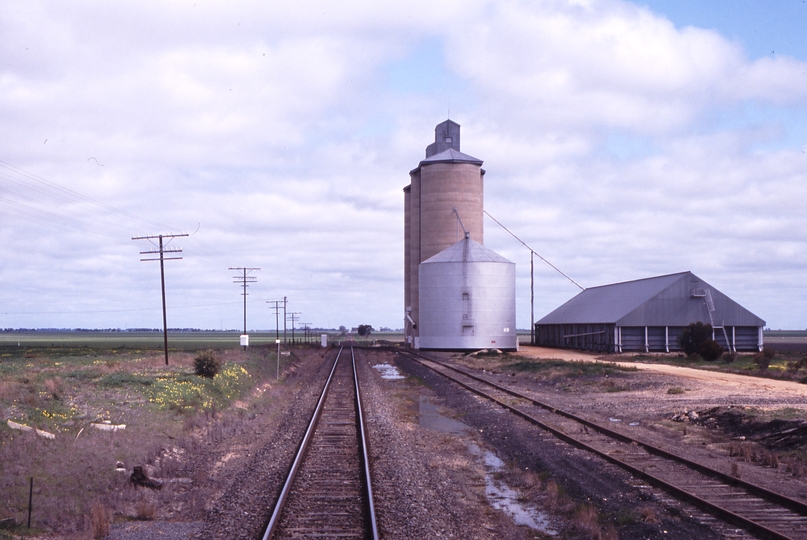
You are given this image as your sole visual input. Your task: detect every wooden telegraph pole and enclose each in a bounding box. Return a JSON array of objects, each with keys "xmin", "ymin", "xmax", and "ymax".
[
  {"xmin": 229, "ymin": 267, "xmax": 260, "ymax": 338},
  {"xmin": 132, "ymin": 232, "xmax": 188, "ymax": 365}
]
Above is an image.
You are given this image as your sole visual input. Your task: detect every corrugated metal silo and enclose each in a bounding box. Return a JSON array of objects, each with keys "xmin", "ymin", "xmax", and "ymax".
[{"xmin": 418, "ymin": 237, "xmax": 517, "ymax": 350}]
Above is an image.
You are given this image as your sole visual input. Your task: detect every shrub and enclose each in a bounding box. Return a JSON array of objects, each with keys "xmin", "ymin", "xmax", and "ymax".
[
  {"xmin": 357, "ymin": 324, "xmax": 373, "ymax": 336},
  {"xmin": 135, "ymin": 498, "xmax": 156, "ymax": 520},
  {"xmin": 44, "ymin": 377, "xmax": 63, "ymax": 399},
  {"xmin": 753, "ymin": 348, "xmax": 775, "ymax": 370},
  {"xmin": 678, "ymin": 322, "xmax": 712, "ymax": 356},
  {"xmin": 788, "ymin": 358, "xmax": 807, "ymax": 371},
  {"xmin": 678, "ymin": 322, "xmax": 724, "ymax": 360},
  {"xmin": 754, "ymin": 351, "xmax": 771, "ymax": 370},
  {"xmin": 193, "ymin": 350, "xmax": 220, "ymax": 378},
  {"xmin": 572, "ymin": 504, "xmax": 602, "ymax": 538},
  {"xmin": 698, "ymin": 339, "xmax": 724, "ymax": 361}
]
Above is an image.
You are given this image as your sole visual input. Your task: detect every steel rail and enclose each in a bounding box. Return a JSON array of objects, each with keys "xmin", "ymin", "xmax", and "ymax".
[
  {"xmin": 262, "ymin": 345, "xmax": 378, "ymax": 540},
  {"xmin": 415, "ymin": 352, "xmax": 807, "ymax": 515},
  {"xmin": 261, "ymin": 346, "xmax": 343, "ymax": 540},
  {"xmin": 398, "ymin": 350, "xmax": 807, "ymax": 540},
  {"xmin": 352, "ymin": 347, "xmax": 380, "ymax": 540}
]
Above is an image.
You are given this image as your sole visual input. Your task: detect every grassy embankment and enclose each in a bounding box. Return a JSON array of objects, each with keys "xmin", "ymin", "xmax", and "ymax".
[{"xmin": 0, "ymin": 343, "xmax": 294, "ymax": 538}]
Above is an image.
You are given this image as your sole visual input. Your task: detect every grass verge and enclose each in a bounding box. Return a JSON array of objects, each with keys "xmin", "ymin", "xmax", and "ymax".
[{"xmin": 0, "ymin": 345, "xmax": 297, "ymax": 536}]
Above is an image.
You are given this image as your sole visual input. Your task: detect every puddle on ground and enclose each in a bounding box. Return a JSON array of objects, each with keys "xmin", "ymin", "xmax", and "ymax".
[
  {"xmin": 468, "ymin": 443, "xmax": 558, "ymax": 535},
  {"xmin": 419, "ymin": 396, "xmax": 557, "ymax": 535},
  {"xmin": 372, "ymin": 363, "xmax": 405, "ymax": 380},
  {"xmin": 419, "ymin": 396, "xmax": 470, "ymax": 434}
]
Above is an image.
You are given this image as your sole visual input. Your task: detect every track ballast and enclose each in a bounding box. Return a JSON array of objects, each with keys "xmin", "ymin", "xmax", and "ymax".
[
  {"xmin": 262, "ymin": 346, "xmax": 378, "ymax": 540},
  {"xmin": 399, "ymin": 350, "xmax": 807, "ymax": 540}
]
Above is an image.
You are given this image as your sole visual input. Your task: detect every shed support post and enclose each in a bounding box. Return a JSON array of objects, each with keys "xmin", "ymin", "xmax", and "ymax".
[
  {"xmin": 732, "ymin": 326, "xmax": 736, "ymax": 353},
  {"xmin": 665, "ymin": 326, "xmax": 669, "ymax": 353}
]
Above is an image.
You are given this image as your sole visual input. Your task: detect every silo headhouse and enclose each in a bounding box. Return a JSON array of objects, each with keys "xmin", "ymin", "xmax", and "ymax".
[{"xmin": 404, "ymin": 120, "xmax": 517, "ymax": 351}]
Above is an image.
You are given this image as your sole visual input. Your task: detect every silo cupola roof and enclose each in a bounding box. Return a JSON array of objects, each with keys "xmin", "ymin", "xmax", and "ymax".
[{"xmin": 421, "ymin": 147, "xmax": 483, "ymax": 166}]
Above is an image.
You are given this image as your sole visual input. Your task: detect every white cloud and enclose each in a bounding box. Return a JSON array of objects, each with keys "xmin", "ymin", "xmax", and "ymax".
[
  {"xmin": 447, "ymin": 0, "xmax": 807, "ymax": 135},
  {"xmin": 1, "ymin": 0, "xmax": 806, "ymax": 331}
]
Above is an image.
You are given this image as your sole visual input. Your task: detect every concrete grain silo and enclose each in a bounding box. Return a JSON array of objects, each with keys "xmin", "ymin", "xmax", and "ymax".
[{"xmin": 404, "ymin": 120, "xmax": 516, "ymax": 350}]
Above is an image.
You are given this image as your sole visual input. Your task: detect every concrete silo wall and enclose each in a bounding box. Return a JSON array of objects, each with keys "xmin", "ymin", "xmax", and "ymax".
[{"xmin": 419, "ymin": 162, "xmax": 484, "ymax": 262}]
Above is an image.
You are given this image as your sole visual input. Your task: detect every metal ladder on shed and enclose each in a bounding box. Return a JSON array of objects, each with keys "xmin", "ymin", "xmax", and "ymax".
[{"xmin": 704, "ymin": 289, "xmax": 732, "ymax": 352}]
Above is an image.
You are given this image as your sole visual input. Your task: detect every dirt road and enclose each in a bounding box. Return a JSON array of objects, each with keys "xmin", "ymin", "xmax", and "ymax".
[{"xmin": 515, "ymin": 346, "xmax": 807, "ymax": 405}]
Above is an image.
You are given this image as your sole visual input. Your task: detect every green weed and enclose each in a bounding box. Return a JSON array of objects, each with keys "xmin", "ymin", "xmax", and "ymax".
[
  {"xmin": 97, "ymin": 372, "xmax": 153, "ymax": 388},
  {"xmin": 507, "ymin": 359, "xmax": 637, "ymax": 376}
]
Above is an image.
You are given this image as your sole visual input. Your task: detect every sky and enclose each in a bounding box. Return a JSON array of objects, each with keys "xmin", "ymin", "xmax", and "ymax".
[{"xmin": 1, "ymin": 0, "xmax": 806, "ymax": 332}]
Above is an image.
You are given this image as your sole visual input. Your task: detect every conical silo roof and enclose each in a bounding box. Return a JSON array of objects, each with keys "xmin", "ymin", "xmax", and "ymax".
[{"xmin": 421, "ymin": 237, "xmax": 513, "ymax": 265}]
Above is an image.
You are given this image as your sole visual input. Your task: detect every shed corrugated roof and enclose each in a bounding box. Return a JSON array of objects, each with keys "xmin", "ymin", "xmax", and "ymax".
[
  {"xmin": 421, "ymin": 237, "xmax": 512, "ymax": 265},
  {"xmin": 538, "ymin": 273, "xmax": 686, "ymax": 324},
  {"xmin": 537, "ymin": 271, "xmax": 765, "ymax": 327}
]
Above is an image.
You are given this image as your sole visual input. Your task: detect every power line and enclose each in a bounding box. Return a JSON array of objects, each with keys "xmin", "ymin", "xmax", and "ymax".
[
  {"xmin": 484, "ymin": 210, "xmax": 584, "ymax": 290},
  {"xmin": 287, "ymin": 311, "xmax": 301, "ymax": 344},
  {"xmin": 0, "ymin": 160, "xmax": 173, "ymax": 233},
  {"xmin": 484, "ymin": 210, "xmax": 584, "ymax": 346},
  {"xmin": 266, "ymin": 298, "xmax": 286, "ymax": 342}
]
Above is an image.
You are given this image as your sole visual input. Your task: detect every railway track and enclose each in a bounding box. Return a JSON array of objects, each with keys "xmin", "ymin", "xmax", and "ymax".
[
  {"xmin": 262, "ymin": 346, "xmax": 378, "ymax": 540},
  {"xmin": 398, "ymin": 349, "xmax": 807, "ymax": 540}
]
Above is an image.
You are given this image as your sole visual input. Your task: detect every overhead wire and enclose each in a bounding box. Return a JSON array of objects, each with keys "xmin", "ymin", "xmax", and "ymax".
[
  {"xmin": 484, "ymin": 210, "xmax": 585, "ymax": 290},
  {"xmin": 0, "ymin": 158, "xmax": 228, "ymax": 264},
  {"xmin": 0, "ymin": 195, "xmax": 98, "ymax": 232},
  {"xmin": 0, "ymin": 159, "xmax": 174, "ymax": 233},
  {"xmin": 0, "ymin": 159, "xmax": 205, "ymax": 320},
  {"xmin": 3, "ymin": 300, "xmax": 250, "ymax": 316},
  {"xmin": 0, "ymin": 160, "xmax": 276, "ymax": 269}
]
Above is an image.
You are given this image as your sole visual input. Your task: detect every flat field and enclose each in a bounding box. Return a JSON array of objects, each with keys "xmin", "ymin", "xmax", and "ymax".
[
  {"xmin": 0, "ymin": 331, "xmax": 324, "ymax": 350},
  {"xmin": 0, "ymin": 330, "xmax": 409, "ymax": 350}
]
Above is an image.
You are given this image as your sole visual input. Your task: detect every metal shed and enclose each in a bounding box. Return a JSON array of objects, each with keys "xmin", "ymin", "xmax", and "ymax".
[{"xmin": 535, "ymin": 271, "xmax": 765, "ymax": 353}]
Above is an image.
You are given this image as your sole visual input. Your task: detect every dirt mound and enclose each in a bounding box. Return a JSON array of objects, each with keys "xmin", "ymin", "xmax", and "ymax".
[{"xmin": 694, "ymin": 407, "xmax": 807, "ymax": 450}]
